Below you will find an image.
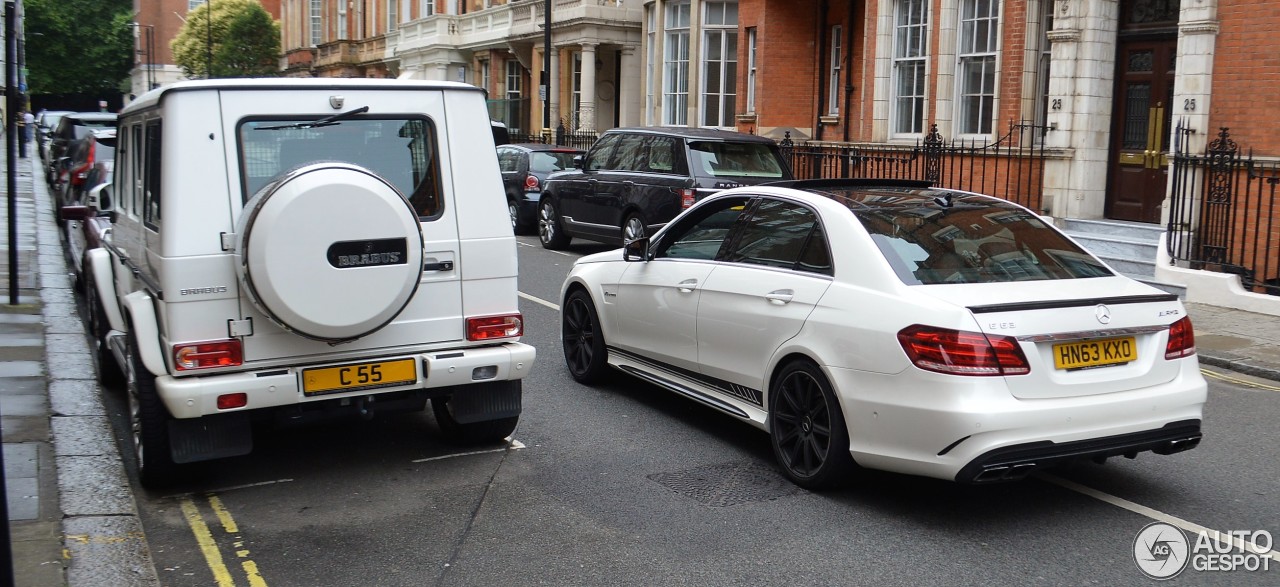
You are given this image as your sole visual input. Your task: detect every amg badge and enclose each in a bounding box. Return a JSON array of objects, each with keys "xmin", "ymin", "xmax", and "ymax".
[{"xmin": 326, "ymin": 238, "xmax": 409, "ymax": 269}]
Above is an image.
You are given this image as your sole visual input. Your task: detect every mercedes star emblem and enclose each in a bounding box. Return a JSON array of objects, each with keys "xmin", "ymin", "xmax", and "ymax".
[{"xmin": 1095, "ymin": 304, "xmax": 1112, "ymax": 325}]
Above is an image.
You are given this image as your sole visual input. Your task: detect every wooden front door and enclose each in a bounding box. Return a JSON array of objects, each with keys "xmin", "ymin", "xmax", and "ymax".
[{"xmin": 1106, "ymin": 38, "xmax": 1177, "ymax": 223}]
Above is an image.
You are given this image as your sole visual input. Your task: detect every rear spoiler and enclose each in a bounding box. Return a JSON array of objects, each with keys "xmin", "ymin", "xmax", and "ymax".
[{"xmin": 968, "ymin": 294, "xmax": 1179, "ymax": 314}]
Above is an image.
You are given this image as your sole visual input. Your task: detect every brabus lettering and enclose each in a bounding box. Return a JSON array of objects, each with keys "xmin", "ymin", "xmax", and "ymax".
[{"xmin": 179, "ymin": 286, "xmax": 228, "ymax": 296}]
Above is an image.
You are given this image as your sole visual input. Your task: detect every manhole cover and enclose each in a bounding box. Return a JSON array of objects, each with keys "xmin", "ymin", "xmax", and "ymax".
[{"xmin": 647, "ymin": 461, "xmax": 803, "ymax": 507}]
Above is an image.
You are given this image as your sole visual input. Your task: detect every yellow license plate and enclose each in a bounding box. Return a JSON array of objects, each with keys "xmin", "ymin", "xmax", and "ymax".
[
  {"xmin": 1053, "ymin": 337, "xmax": 1137, "ymax": 370},
  {"xmin": 302, "ymin": 358, "xmax": 417, "ymax": 396}
]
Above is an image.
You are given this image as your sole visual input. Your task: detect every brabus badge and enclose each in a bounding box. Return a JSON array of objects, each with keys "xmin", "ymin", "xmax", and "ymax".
[{"xmin": 1095, "ymin": 304, "xmax": 1112, "ymax": 325}]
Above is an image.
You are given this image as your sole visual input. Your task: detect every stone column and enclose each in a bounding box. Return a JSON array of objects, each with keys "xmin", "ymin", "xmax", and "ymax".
[
  {"xmin": 1167, "ymin": 1, "xmax": 1220, "ymax": 226},
  {"xmin": 617, "ymin": 46, "xmax": 641, "ymax": 128},
  {"xmin": 549, "ymin": 47, "xmax": 561, "ymax": 129},
  {"xmin": 580, "ymin": 43, "xmax": 598, "ymax": 132}
]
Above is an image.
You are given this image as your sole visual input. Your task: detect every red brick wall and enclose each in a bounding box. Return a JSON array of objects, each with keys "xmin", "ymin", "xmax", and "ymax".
[
  {"xmin": 1210, "ymin": 2, "xmax": 1280, "ymax": 154},
  {"xmin": 739, "ymin": 0, "xmax": 820, "ymax": 137}
]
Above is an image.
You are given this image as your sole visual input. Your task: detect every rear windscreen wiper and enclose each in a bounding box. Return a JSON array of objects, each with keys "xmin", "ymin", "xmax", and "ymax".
[{"xmin": 255, "ymin": 106, "xmax": 370, "ymax": 131}]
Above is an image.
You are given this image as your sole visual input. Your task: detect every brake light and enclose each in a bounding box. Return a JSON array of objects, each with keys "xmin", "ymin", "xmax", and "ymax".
[
  {"xmin": 680, "ymin": 188, "xmax": 696, "ymax": 209},
  {"xmin": 897, "ymin": 325, "xmax": 1030, "ymax": 376},
  {"xmin": 466, "ymin": 314, "xmax": 524, "ymax": 341},
  {"xmin": 524, "ymin": 174, "xmax": 540, "ymax": 191},
  {"xmin": 1165, "ymin": 316, "xmax": 1196, "ymax": 360},
  {"xmin": 173, "ymin": 340, "xmax": 244, "ymax": 371}
]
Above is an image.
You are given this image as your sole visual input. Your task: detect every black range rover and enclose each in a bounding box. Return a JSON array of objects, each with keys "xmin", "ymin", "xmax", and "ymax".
[{"xmin": 537, "ymin": 127, "xmax": 792, "ymax": 249}]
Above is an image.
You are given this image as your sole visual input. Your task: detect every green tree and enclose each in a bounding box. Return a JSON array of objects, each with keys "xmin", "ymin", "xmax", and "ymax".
[
  {"xmin": 24, "ymin": 0, "xmax": 133, "ymax": 95},
  {"xmin": 172, "ymin": 0, "xmax": 281, "ymax": 79}
]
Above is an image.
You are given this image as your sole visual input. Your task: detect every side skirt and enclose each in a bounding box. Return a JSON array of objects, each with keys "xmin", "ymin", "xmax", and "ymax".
[{"xmin": 607, "ymin": 348, "xmax": 767, "ymax": 428}]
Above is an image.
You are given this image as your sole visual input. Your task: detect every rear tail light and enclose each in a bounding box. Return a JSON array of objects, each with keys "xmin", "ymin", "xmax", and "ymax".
[
  {"xmin": 524, "ymin": 174, "xmax": 540, "ymax": 191},
  {"xmin": 173, "ymin": 339, "xmax": 244, "ymax": 371},
  {"xmin": 680, "ymin": 188, "xmax": 696, "ymax": 209},
  {"xmin": 1165, "ymin": 316, "xmax": 1196, "ymax": 359},
  {"xmin": 897, "ymin": 325, "xmax": 1031, "ymax": 376},
  {"xmin": 217, "ymin": 393, "xmax": 248, "ymax": 410},
  {"xmin": 466, "ymin": 314, "xmax": 524, "ymax": 341}
]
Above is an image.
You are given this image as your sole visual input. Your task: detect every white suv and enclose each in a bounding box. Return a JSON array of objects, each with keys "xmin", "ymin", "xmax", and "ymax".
[{"xmin": 84, "ymin": 79, "xmax": 535, "ymax": 486}]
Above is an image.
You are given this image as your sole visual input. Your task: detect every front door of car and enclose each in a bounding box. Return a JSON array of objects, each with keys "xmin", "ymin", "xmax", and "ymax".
[
  {"xmin": 558, "ymin": 133, "xmax": 618, "ymax": 232},
  {"xmin": 612, "ymin": 195, "xmax": 754, "ymax": 372},
  {"xmin": 696, "ymin": 199, "xmax": 834, "ymax": 395},
  {"xmin": 578, "ymin": 133, "xmax": 645, "ymax": 238}
]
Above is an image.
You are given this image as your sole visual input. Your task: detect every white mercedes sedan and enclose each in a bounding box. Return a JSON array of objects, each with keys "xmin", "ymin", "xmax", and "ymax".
[{"xmin": 558, "ymin": 180, "xmax": 1207, "ymax": 489}]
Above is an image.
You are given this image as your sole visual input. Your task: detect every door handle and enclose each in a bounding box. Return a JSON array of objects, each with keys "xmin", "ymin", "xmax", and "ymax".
[
  {"xmin": 677, "ymin": 278, "xmax": 698, "ymax": 293},
  {"xmin": 423, "ymin": 259, "xmax": 454, "ymax": 272},
  {"xmin": 765, "ymin": 289, "xmax": 794, "ymax": 305}
]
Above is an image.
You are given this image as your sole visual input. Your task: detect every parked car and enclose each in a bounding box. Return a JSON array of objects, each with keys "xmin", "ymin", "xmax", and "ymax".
[
  {"xmin": 53, "ymin": 128, "xmax": 116, "ymax": 217},
  {"xmin": 538, "ymin": 126, "xmax": 792, "ymax": 249},
  {"xmin": 36, "ymin": 110, "xmax": 74, "ymax": 162},
  {"xmin": 559, "ymin": 179, "xmax": 1207, "ymax": 489},
  {"xmin": 45, "ymin": 112, "xmax": 117, "ymax": 184},
  {"xmin": 497, "ymin": 143, "xmax": 585, "ymax": 234},
  {"xmin": 85, "ymin": 78, "xmax": 534, "ymax": 487}
]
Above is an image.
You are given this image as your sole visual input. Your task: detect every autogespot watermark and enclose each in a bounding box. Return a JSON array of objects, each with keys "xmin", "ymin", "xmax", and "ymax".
[{"xmin": 1133, "ymin": 522, "xmax": 1275, "ymax": 580}]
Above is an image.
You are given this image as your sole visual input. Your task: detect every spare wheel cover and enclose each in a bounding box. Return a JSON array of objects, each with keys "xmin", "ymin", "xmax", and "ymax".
[{"xmin": 237, "ymin": 163, "xmax": 424, "ymax": 342}]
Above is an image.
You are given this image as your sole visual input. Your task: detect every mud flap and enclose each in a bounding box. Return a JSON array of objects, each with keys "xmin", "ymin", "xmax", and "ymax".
[
  {"xmin": 447, "ymin": 380, "xmax": 522, "ymax": 424},
  {"xmin": 168, "ymin": 413, "xmax": 253, "ymax": 464}
]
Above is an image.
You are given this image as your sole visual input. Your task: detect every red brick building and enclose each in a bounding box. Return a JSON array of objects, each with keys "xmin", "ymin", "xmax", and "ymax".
[{"xmin": 131, "ymin": 0, "xmax": 282, "ymax": 99}]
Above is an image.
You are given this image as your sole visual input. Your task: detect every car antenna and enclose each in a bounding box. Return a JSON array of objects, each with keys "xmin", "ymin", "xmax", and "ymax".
[{"xmin": 933, "ymin": 192, "xmax": 954, "ymax": 208}]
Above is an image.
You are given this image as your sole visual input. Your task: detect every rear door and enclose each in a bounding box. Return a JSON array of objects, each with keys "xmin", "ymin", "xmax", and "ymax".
[{"xmin": 218, "ymin": 88, "xmax": 464, "ymax": 360}]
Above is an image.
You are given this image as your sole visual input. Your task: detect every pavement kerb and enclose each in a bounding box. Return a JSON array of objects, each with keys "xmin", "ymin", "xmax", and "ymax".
[{"xmin": 26, "ymin": 153, "xmax": 162, "ymax": 587}]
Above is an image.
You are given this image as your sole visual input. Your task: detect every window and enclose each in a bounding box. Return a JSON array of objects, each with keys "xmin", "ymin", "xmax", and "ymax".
[
  {"xmin": 687, "ymin": 141, "xmax": 785, "ymax": 179},
  {"xmin": 1035, "ymin": 0, "xmax": 1054, "ymax": 134},
  {"xmin": 506, "ymin": 60, "xmax": 523, "ymax": 133},
  {"xmin": 572, "ymin": 52, "xmax": 583, "ymax": 129},
  {"xmin": 388, "ymin": 0, "xmax": 399, "ymax": 32},
  {"xmin": 702, "ymin": 2, "xmax": 738, "ymax": 128},
  {"xmin": 725, "ymin": 199, "xmax": 829, "ymax": 274},
  {"xmin": 609, "ymin": 134, "xmax": 648, "ymax": 172},
  {"xmin": 144, "ymin": 121, "xmax": 162, "ymax": 228},
  {"xmin": 656, "ymin": 196, "xmax": 753, "ymax": 260},
  {"xmin": 892, "ymin": 0, "xmax": 928, "ymax": 136},
  {"xmin": 310, "ymin": 0, "xmax": 323, "ymax": 46},
  {"xmin": 131, "ymin": 125, "xmax": 143, "ymax": 214},
  {"xmin": 643, "ymin": 136, "xmax": 679, "ymax": 173},
  {"xmin": 188, "ymin": 0, "xmax": 206, "ymax": 10},
  {"xmin": 422, "ymin": 0, "xmax": 436, "ymax": 16},
  {"xmin": 478, "ymin": 60, "xmax": 490, "ymax": 92},
  {"xmin": 646, "ymin": 7, "xmax": 657, "ymax": 125},
  {"xmin": 956, "ymin": 0, "xmax": 999, "ymax": 135},
  {"xmin": 496, "ymin": 147, "xmax": 519, "ymax": 173},
  {"xmin": 238, "ymin": 117, "xmax": 443, "ymax": 218},
  {"xmin": 746, "ymin": 28, "xmax": 758, "ymax": 113},
  {"xmin": 337, "ymin": 1, "xmax": 348, "ymax": 40},
  {"xmin": 585, "ymin": 133, "xmax": 621, "ymax": 171},
  {"xmin": 828, "ymin": 25, "xmax": 842, "ymax": 116},
  {"xmin": 663, "ymin": 2, "xmax": 691, "ymax": 126}
]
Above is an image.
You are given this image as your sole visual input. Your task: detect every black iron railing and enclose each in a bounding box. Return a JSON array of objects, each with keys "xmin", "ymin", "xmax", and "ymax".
[
  {"xmin": 779, "ymin": 120, "xmax": 1052, "ymax": 212},
  {"xmin": 507, "ymin": 122, "xmax": 599, "ymax": 150},
  {"xmin": 1168, "ymin": 124, "xmax": 1280, "ymax": 296}
]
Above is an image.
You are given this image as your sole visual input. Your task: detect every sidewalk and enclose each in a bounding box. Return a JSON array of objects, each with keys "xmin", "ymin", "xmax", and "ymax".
[
  {"xmin": 2, "ymin": 145, "xmax": 159, "ymax": 586},
  {"xmin": 2, "ymin": 139, "xmax": 1279, "ymax": 587}
]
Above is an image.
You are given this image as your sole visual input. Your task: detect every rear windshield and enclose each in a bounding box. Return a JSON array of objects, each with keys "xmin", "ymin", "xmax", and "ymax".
[
  {"xmin": 238, "ymin": 117, "xmax": 442, "ymax": 218},
  {"xmin": 688, "ymin": 141, "xmax": 786, "ymax": 179},
  {"xmin": 530, "ymin": 151, "xmax": 578, "ymax": 174},
  {"xmin": 852, "ymin": 195, "xmax": 1114, "ymax": 284}
]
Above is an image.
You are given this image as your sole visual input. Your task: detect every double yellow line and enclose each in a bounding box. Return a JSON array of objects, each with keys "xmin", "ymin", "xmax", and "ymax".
[
  {"xmin": 1201, "ymin": 367, "xmax": 1280, "ymax": 392},
  {"xmin": 180, "ymin": 494, "xmax": 268, "ymax": 587}
]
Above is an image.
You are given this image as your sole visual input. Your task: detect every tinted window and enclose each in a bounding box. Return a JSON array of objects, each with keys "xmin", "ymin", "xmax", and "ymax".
[
  {"xmin": 644, "ymin": 136, "xmax": 679, "ymax": 173},
  {"xmin": 529, "ymin": 151, "xmax": 578, "ymax": 174},
  {"xmin": 609, "ymin": 134, "xmax": 647, "ymax": 171},
  {"xmin": 497, "ymin": 148, "xmax": 520, "ymax": 173},
  {"xmin": 724, "ymin": 199, "xmax": 825, "ymax": 271},
  {"xmin": 144, "ymin": 121, "xmax": 162, "ymax": 227},
  {"xmin": 238, "ymin": 117, "xmax": 443, "ymax": 218},
  {"xmin": 655, "ymin": 196, "xmax": 753, "ymax": 260},
  {"xmin": 586, "ymin": 133, "xmax": 621, "ymax": 171},
  {"xmin": 688, "ymin": 141, "xmax": 785, "ymax": 178},
  {"xmin": 852, "ymin": 195, "xmax": 1114, "ymax": 284}
]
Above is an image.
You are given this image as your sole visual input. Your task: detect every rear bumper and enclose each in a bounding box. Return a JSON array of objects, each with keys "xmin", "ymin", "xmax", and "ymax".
[{"xmin": 156, "ymin": 342, "xmax": 536, "ymax": 419}]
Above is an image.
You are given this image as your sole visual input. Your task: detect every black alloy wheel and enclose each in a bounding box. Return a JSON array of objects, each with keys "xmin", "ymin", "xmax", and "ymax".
[
  {"xmin": 768, "ymin": 360, "xmax": 854, "ymax": 489},
  {"xmin": 561, "ymin": 289, "xmax": 609, "ymax": 384},
  {"xmin": 125, "ymin": 332, "xmax": 177, "ymax": 488},
  {"xmin": 539, "ymin": 199, "xmax": 571, "ymax": 249}
]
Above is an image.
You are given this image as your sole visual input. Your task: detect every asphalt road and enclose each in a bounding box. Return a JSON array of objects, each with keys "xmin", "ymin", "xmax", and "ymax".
[{"xmin": 91, "ymin": 235, "xmax": 1280, "ymax": 587}]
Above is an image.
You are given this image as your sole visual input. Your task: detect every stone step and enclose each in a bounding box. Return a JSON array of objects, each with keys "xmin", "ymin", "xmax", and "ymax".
[
  {"xmin": 1067, "ymin": 232, "xmax": 1160, "ymax": 262},
  {"xmin": 1060, "ymin": 218, "xmax": 1165, "ymax": 241}
]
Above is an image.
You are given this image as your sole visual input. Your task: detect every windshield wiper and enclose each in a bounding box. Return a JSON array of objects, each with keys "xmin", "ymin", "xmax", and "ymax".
[{"xmin": 255, "ymin": 106, "xmax": 370, "ymax": 131}]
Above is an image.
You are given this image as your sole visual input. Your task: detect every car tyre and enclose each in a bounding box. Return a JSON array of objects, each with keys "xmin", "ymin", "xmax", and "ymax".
[
  {"xmin": 431, "ymin": 397, "xmax": 519, "ymax": 445},
  {"xmin": 85, "ymin": 269, "xmax": 123, "ymax": 387},
  {"xmin": 562, "ymin": 289, "xmax": 610, "ymax": 384},
  {"xmin": 622, "ymin": 213, "xmax": 646, "ymax": 244},
  {"xmin": 126, "ymin": 331, "xmax": 178, "ymax": 488},
  {"xmin": 539, "ymin": 199, "xmax": 571, "ymax": 250},
  {"xmin": 768, "ymin": 360, "xmax": 854, "ymax": 490}
]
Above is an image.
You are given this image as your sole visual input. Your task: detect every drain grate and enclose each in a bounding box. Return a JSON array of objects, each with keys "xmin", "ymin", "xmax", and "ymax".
[{"xmin": 647, "ymin": 461, "xmax": 804, "ymax": 507}]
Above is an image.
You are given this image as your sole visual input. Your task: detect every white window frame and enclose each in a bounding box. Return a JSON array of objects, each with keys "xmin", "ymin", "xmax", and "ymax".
[
  {"xmin": 423, "ymin": 0, "xmax": 436, "ymax": 16},
  {"xmin": 310, "ymin": 0, "xmax": 323, "ymax": 46},
  {"xmin": 646, "ymin": 6, "xmax": 657, "ymax": 126},
  {"xmin": 388, "ymin": 0, "xmax": 399, "ymax": 32},
  {"xmin": 828, "ymin": 25, "xmax": 842, "ymax": 116},
  {"xmin": 701, "ymin": 1, "xmax": 738, "ymax": 128},
  {"xmin": 891, "ymin": 0, "xmax": 928, "ymax": 137},
  {"xmin": 572, "ymin": 52, "xmax": 584, "ymax": 129},
  {"xmin": 188, "ymin": 0, "xmax": 206, "ymax": 10},
  {"xmin": 1034, "ymin": 0, "xmax": 1052, "ymax": 134},
  {"xmin": 506, "ymin": 60, "xmax": 523, "ymax": 101},
  {"xmin": 955, "ymin": 0, "xmax": 999, "ymax": 136},
  {"xmin": 480, "ymin": 60, "xmax": 491, "ymax": 93},
  {"xmin": 746, "ymin": 27, "xmax": 757, "ymax": 114},
  {"xmin": 337, "ymin": 1, "xmax": 348, "ymax": 41},
  {"xmin": 662, "ymin": 1, "xmax": 691, "ymax": 126}
]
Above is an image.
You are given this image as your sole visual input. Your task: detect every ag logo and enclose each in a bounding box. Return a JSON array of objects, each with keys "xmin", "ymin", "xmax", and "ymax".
[{"xmin": 1134, "ymin": 522, "xmax": 1190, "ymax": 580}]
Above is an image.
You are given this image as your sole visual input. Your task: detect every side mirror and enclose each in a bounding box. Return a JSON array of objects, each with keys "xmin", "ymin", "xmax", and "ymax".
[
  {"xmin": 88, "ymin": 185, "xmax": 112, "ymax": 211},
  {"xmin": 573, "ymin": 155, "xmax": 585, "ymax": 170},
  {"xmin": 623, "ymin": 236, "xmax": 650, "ymax": 262},
  {"xmin": 59, "ymin": 205, "xmax": 91, "ymax": 222}
]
